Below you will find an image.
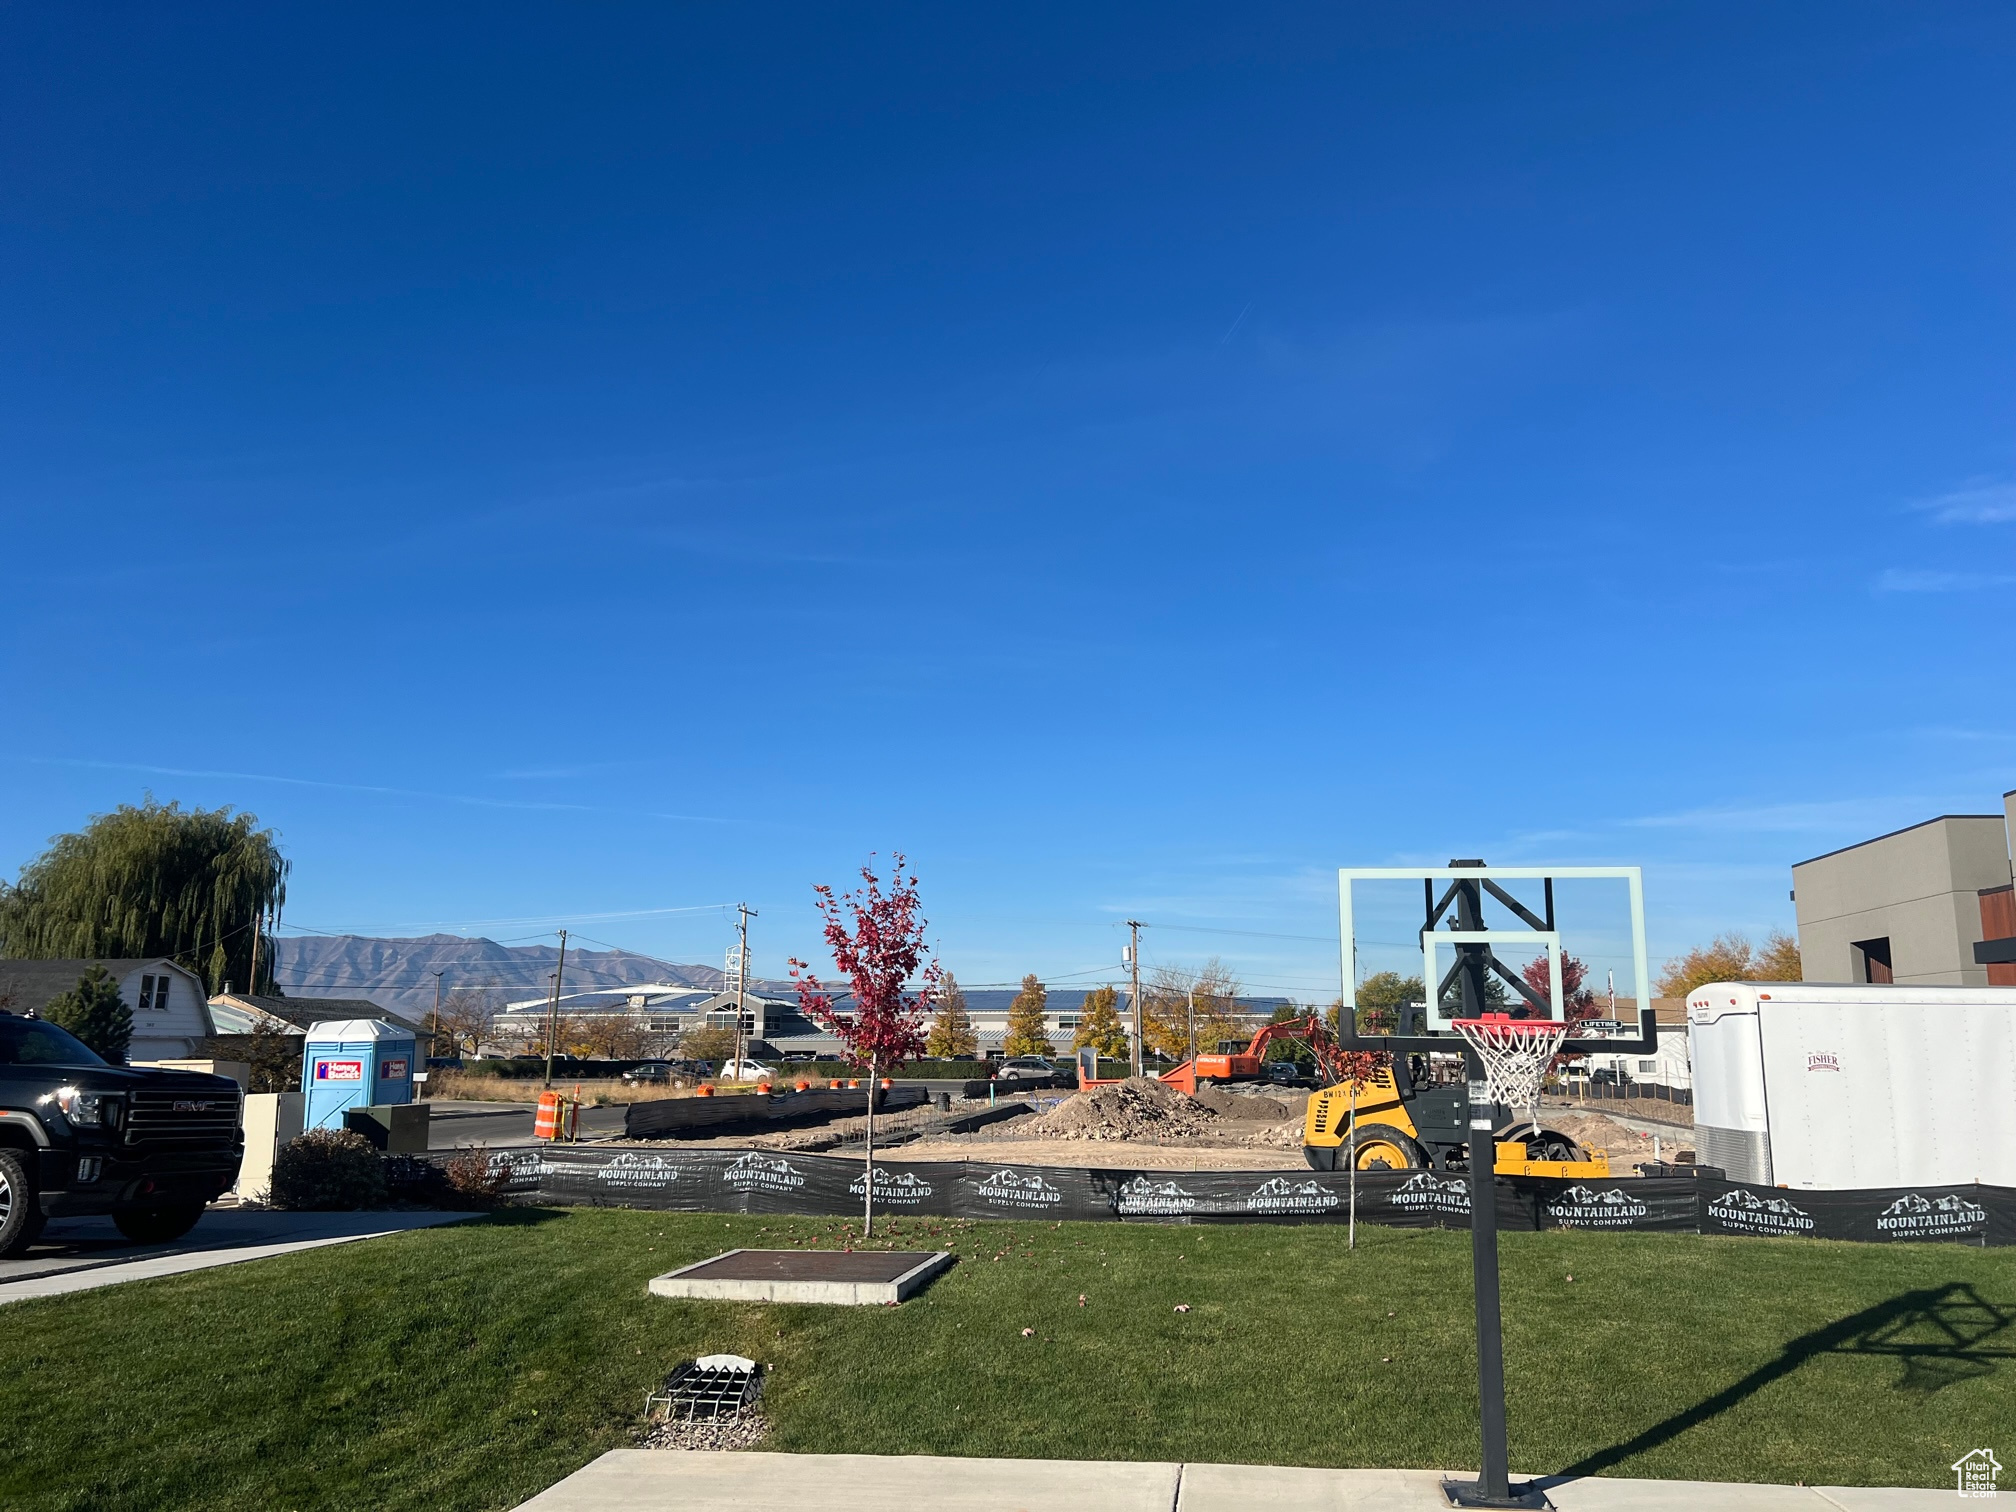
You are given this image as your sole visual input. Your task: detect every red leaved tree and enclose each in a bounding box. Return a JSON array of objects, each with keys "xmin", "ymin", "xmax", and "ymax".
[
  {"xmin": 1521, "ymin": 952, "xmax": 1599, "ymax": 1021},
  {"xmin": 1523, "ymin": 951, "xmax": 1602, "ymax": 1080},
  {"xmin": 789, "ymin": 854, "xmax": 941, "ymax": 1236}
]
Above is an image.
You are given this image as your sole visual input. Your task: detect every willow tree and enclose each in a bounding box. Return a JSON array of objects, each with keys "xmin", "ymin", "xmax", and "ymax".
[{"xmin": 0, "ymin": 799, "xmax": 290, "ymax": 995}]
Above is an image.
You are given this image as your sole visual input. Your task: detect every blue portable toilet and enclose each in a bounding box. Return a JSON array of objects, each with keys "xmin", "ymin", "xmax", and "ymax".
[{"xmin": 302, "ymin": 1019, "xmax": 418, "ymax": 1132}]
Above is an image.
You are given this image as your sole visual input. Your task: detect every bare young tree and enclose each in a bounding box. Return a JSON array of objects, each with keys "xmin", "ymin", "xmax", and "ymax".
[
  {"xmin": 1143, "ymin": 957, "xmax": 1244, "ymax": 1062},
  {"xmin": 435, "ymin": 988, "xmax": 505, "ymax": 1058}
]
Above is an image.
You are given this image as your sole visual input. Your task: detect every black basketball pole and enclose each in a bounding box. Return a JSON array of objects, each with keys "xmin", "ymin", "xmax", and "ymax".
[
  {"xmin": 1443, "ymin": 869, "xmax": 1546, "ymax": 1510},
  {"xmin": 1461, "ymin": 1038, "xmax": 1525, "ymax": 1504}
]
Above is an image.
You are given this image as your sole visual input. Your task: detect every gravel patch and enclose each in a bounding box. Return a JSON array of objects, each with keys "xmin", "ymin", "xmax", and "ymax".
[{"xmin": 637, "ymin": 1413, "xmax": 773, "ymax": 1451}]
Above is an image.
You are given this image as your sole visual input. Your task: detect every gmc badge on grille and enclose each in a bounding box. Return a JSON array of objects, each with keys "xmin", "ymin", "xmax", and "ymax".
[{"xmin": 172, "ymin": 1100, "xmax": 214, "ymax": 1112}]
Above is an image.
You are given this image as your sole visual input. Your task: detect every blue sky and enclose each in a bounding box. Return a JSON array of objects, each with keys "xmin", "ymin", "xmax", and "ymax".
[{"xmin": 3, "ymin": 4, "xmax": 2012, "ymax": 1002}]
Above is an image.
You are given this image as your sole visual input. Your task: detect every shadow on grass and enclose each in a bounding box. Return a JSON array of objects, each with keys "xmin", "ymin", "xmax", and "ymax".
[
  {"xmin": 1551, "ymin": 1282, "xmax": 2015, "ymax": 1481},
  {"xmin": 464, "ymin": 1205, "xmax": 574, "ymax": 1229}
]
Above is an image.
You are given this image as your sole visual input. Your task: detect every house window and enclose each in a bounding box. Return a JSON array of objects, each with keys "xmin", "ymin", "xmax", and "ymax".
[
  {"xmin": 1637, "ymin": 1059, "xmax": 1658, "ymax": 1073},
  {"xmin": 138, "ymin": 974, "xmax": 169, "ymax": 1013},
  {"xmin": 1852, "ymin": 937, "xmax": 1893, "ymax": 985}
]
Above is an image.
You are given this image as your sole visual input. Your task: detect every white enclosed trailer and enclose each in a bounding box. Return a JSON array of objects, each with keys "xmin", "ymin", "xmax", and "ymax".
[{"xmin": 1687, "ymin": 981, "xmax": 2016, "ymax": 1189}]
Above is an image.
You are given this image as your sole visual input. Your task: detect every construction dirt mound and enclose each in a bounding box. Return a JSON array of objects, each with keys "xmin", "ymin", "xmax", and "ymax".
[
  {"xmin": 1191, "ymin": 1087, "xmax": 1302, "ymax": 1121},
  {"xmin": 1539, "ymin": 1109, "xmax": 1688, "ymax": 1160},
  {"xmin": 1023, "ymin": 1077, "xmax": 1222, "ymax": 1142}
]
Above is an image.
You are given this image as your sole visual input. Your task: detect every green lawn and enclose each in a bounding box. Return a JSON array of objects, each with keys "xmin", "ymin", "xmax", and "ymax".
[{"xmin": 2, "ymin": 1208, "xmax": 2009, "ymax": 1512}]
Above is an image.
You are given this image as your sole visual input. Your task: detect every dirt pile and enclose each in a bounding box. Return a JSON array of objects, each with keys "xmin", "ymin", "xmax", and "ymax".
[
  {"xmin": 1191, "ymin": 1087, "xmax": 1298, "ymax": 1121},
  {"xmin": 1023, "ymin": 1077, "xmax": 1221, "ymax": 1142},
  {"xmin": 1538, "ymin": 1110, "xmax": 1688, "ymax": 1160}
]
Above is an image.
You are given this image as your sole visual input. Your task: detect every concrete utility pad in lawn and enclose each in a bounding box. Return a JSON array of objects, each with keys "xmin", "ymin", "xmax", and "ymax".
[{"xmin": 648, "ymin": 1248, "xmax": 953, "ymax": 1305}]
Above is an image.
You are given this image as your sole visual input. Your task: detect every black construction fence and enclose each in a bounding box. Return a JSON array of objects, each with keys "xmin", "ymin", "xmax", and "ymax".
[
  {"xmin": 480, "ymin": 1146, "xmax": 2016, "ymax": 1247},
  {"xmin": 1559, "ymin": 1081, "xmax": 1694, "ymax": 1107}
]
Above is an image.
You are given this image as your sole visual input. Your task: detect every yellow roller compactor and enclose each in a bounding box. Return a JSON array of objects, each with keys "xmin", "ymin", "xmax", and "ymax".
[{"xmin": 1302, "ymin": 1056, "xmax": 1612, "ymax": 1177}]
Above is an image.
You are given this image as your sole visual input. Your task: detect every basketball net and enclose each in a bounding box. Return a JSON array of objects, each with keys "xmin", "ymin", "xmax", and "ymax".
[{"xmin": 1453, "ymin": 1016, "xmax": 1568, "ymax": 1133}]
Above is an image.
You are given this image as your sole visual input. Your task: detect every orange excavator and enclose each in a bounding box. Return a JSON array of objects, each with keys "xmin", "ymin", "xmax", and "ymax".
[{"xmin": 1083, "ymin": 1014, "xmax": 1345, "ymax": 1095}]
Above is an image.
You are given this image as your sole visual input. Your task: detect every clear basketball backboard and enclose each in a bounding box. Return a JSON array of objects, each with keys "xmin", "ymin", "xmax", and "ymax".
[{"xmin": 1337, "ymin": 864, "xmax": 1649, "ymax": 1033}]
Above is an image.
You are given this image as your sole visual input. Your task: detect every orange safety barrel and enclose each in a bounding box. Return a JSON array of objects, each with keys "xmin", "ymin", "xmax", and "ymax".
[
  {"xmin": 795, "ymin": 1079, "xmax": 811, "ymax": 1091},
  {"xmin": 533, "ymin": 1090, "xmax": 563, "ymax": 1141},
  {"xmin": 697, "ymin": 1083, "xmax": 715, "ymax": 1097},
  {"xmin": 880, "ymin": 1078, "xmax": 893, "ymax": 1090}
]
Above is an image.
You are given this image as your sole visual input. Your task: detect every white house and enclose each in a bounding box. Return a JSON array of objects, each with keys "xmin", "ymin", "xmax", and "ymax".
[
  {"xmin": 1566, "ymin": 1000, "xmax": 1692, "ymax": 1099},
  {"xmin": 0, "ymin": 957, "xmax": 214, "ymax": 1061}
]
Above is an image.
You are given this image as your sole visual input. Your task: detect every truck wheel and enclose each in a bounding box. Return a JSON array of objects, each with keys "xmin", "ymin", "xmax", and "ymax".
[
  {"xmin": 1344, "ymin": 1125, "xmax": 1428, "ymax": 1171},
  {"xmin": 0, "ymin": 1149, "xmax": 46, "ymax": 1257},
  {"xmin": 1303, "ymin": 1144, "xmax": 1338, "ymax": 1171},
  {"xmin": 114, "ymin": 1203, "xmax": 206, "ymax": 1244}
]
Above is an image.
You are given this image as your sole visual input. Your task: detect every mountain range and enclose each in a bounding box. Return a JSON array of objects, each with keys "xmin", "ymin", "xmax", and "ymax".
[{"xmin": 270, "ymin": 933, "xmax": 775, "ymax": 1021}]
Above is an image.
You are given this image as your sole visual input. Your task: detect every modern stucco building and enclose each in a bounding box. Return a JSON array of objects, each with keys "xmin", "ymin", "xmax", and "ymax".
[{"xmin": 1791, "ymin": 791, "xmax": 2016, "ymax": 986}]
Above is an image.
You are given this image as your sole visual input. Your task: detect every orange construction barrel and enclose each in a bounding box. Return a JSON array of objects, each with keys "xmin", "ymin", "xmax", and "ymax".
[
  {"xmin": 534, "ymin": 1090, "xmax": 563, "ymax": 1141},
  {"xmin": 698, "ymin": 1083, "xmax": 716, "ymax": 1097}
]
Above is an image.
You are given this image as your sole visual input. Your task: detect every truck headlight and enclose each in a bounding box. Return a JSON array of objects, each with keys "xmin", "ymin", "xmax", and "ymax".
[{"xmin": 52, "ymin": 1086, "xmax": 109, "ymax": 1126}]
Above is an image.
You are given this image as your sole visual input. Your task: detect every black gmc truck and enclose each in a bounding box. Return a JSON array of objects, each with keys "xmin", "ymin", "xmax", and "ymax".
[{"xmin": 0, "ymin": 1009, "xmax": 244, "ymax": 1256}]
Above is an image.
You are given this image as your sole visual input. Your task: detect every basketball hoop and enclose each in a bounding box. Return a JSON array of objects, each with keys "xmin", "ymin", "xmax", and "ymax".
[{"xmin": 1452, "ymin": 1015, "xmax": 1568, "ymax": 1132}]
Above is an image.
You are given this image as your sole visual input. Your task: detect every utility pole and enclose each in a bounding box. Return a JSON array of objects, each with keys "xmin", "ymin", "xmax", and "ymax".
[
  {"xmin": 431, "ymin": 970, "xmax": 445, "ymax": 1058},
  {"xmin": 247, "ymin": 893, "xmax": 264, "ymax": 997},
  {"xmin": 542, "ymin": 928, "xmax": 569, "ymax": 1088},
  {"xmin": 1125, "ymin": 920, "xmax": 1145, "ymax": 1077},
  {"xmin": 731, "ymin": 904, "xmax": 757, "ymax": 1082}
]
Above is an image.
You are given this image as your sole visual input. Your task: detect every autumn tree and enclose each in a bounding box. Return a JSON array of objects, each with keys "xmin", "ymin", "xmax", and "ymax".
[
  {"xmin": 1071, "ymin": 985, "xmax": 1129, "ymax": 1059},
  {"xmin": 1754, "ymin": 931, "xmax": 1802, "ymax": 981},
  {"xmin": 790, "ymin": 854, "xmax": 940, "ymax": 1236},
  {"xmin": 1520, "ymin": 952, "xmax": 1600, "ymax": 1022},
  {"xmin": 1142, "ymin": 959, "xmax": 1243, "ymax": 1062},
  {"xmin": 925, "ymin": 970, "xmax": 979, "ymax": 1058},
  {"xmin": 1656, "ymin": 931, "xmax": 1801, "ymax": 999},
  {"xmin": 0, "ymin": 798, "xmax": 289, "ymax": 995},
  {"xmin": 43, "ymin": 966, "xmax": 132, "ymax": 1062},
  {"xmin": 573, "ymin": 1012, "xmax": 654, "ymax": 1061},
  {"xmin": 678, "ymin": 1024, "xmax": 740, "ymax": 1064},
  {"xmin": 1002, "ymin": 973, "xmax": 1053, "ymax": 1057}
]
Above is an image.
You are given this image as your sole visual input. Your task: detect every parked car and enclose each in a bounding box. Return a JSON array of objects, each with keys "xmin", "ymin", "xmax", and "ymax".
[
  {"xmin": 1262, "ymin": 1060, "xmax": 1305, "ymax": 1087},
  {"xmin": 712, "ymin": 1058, "xmax": 774, "ymax": 1082},
  {"xmin": 0, "ymin": 1010, "xmax": 244, "ymax": 1255},
  {"xmin": 620, "ymin": 1061, "xmax": 677, "ymax": 1085},
  {"xmin": 993, "ymin": 1055, "xmax": 1056, "ymax": 1083}
]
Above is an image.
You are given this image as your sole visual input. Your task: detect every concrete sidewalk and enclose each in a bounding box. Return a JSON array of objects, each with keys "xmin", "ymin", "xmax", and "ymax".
[
  {"xmin": 0, "ymin": 1210, "xmax": 472, "ymax": 1304},
  {"xmin": 511, "ymin": 1451, "xmax": 1956, "ymax": 1511}
]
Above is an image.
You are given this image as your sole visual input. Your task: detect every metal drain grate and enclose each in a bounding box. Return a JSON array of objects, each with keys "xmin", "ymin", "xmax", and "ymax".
[{"xmin": 645, "ymin": 1354, "xmax": 764, "ymax": 1421}]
